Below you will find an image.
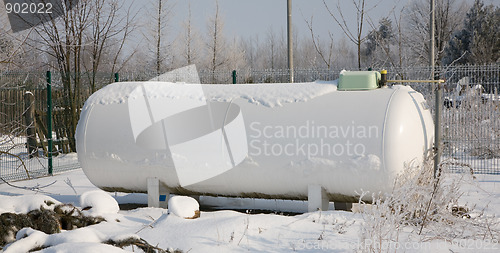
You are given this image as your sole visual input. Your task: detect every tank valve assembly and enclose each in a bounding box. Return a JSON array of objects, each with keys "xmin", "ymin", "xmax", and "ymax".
[{"xmin": 380, "ymin": 69, "xmax": 388, "ymax": 87}]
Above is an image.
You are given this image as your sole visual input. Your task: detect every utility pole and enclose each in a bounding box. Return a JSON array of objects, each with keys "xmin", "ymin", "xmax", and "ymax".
[
  {"xmin": 430, "ymin": 0, "xmax": 441, "ymax": 178},
  {"xmin": 287, "ymin": 0, "xmax": 294, "ymax": 83}
]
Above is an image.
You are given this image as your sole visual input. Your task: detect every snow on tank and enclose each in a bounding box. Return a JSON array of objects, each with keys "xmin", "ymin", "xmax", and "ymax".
[{"xmin": 76, "ymin": 71, "xmax": 434, "ymax": 203}]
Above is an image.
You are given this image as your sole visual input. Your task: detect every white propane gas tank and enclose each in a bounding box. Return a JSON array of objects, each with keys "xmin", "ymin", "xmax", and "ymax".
[{"xmin": 76, "ymin": 71, "xmax": 434, "ymax": 202}]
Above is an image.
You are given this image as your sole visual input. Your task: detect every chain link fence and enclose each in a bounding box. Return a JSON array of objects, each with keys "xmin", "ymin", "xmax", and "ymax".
[{"xmin": 1, "ymin": 64, "xmax": 499, "ymax": 182}]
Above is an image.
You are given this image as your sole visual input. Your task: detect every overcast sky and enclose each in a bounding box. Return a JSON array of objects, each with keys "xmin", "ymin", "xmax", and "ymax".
[
  {"xmin": 154, "ymin": 0, "xmax": 405, "ymax": 42},
  {"xmin": 147, "ymin": 0, "xmax": 499, "ymax": 43},
  {"xmin": 1, "ymin": 0, "xmax": 497, "ymax": 54}
]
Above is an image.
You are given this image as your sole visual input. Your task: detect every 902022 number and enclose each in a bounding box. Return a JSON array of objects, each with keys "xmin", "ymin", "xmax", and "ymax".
[{"xmin": 5, "ymin": 2, "xmax": 53, "ymax": 14}]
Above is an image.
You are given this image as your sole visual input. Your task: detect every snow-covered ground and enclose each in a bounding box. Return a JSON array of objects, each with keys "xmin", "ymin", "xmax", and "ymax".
[{"xmin": 0, "ymin": 167, "xmax": 499, "ymax": 252}]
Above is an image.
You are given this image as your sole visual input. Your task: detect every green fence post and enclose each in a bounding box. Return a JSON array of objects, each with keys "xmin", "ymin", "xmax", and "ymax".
[
  {"xmin": 232, "ymin": 70, "xmax": 237, "ymax": 84},
  {"xmin": 46, "ymin": 71, "xmax": 53, "ymax": 175},
  {"xmin": 114, "ymin": 73, "xmax": 119, "ymax": 82}
]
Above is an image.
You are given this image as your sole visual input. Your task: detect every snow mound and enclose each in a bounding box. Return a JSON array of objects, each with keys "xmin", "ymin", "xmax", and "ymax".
[
  {"xmin": 204, "ymin": 81, "xmax": 338, "ymax": 107},
  {"xmin": 4, "ymin": 228, "xmax": 48, "ymax": 252},
  {"xmin": 37, "ymin": 242, "xmax": 130, "ymax": 253},
  {"xmin": 168, "ymin": 196, "xmax": 200, "ymax": 219},
  {"xmin": 4, "ymin": 227, "xmax": 135, "ymax": 253},
  {"xmin": 83, "ymin": 80, "xmax": 338, "ymax": 110},
  {"xmin": 0, "ymin": 195, "xmax": 60, "ymax": 214},
  {"xmin": 79, "ymin": 190, "xmax": 119, "ymax": 215}
]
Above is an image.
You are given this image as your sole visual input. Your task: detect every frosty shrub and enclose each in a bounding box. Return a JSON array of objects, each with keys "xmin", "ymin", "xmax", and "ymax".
[{"xmin": 358, "ymin": 155, "xmax": 499, "ymax": 252}]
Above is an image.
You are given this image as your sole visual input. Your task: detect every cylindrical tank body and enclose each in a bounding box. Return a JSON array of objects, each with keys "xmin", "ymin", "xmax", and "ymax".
[{"xmin": 76, "ymin": 80, "xmax": 434, "ymax": 202}]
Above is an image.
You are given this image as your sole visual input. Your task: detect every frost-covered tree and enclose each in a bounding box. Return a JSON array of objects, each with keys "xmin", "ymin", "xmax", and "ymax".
[
  {"xmin": 305, "ymin": 15, "xmax": 336, "ymax": 69},
  {"xmin": 0, "ymin": 5, "xmax": 12, "ymax": 68},
  {"xmin": 205, "ymin": 0, "xmax": 227, "ymax": 74},
  {"xmin": 203, "ymin": 0, "xmax": 245, "ymax": 81},
  {"xmin": 0, "ymin": 7, "xmax": 35, "ymax": 71},
  {"xmin": 226, "ymin": 37, "xmax": 245, "ymax": 70},
  {"xmin": 30, "ymin": 0, "xmax": 138, "ymax": 151},
  {"xmin": 404, "ymin": 0, "xmax": 468, "ymax": 65},
  {"xmin": 323, "ymin": 0, "xmax": 372, "ymax": 70},
  {"xmin": 443, "ymin": 0, "xmax": 500, "ymax": 65},
  {"xmin": 364, "ymin": 17, "xmax": 394, "ymax": 67},
  {"xmin": 147, "ymin": 0, "xmax": 175, "ymax": 76},
  {"xmin": 178, "ymin": 2, "xmax": 201, "ymax": 67},
  {"xmin": 240, "ymin": 35, "xmax": 260, "ymax": 69},
  {"xmin": 265, "ymin": 26, "xmax": 279, "ymax": 69},
  {"xmin": 83, "ymin": 0, "xmax": 138, "ymax": 92},
  {"xmin": 0, "ymin": 32, "xmax": 14, "ymax": 68}
]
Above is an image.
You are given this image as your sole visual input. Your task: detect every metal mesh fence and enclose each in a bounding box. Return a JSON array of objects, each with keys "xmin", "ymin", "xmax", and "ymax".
[
  {"xmin": 385, "ymin": 65, "xmax": 500, "ymax": 174},
  {"xmin": 0, "ymin": 134, "xmax": 82, "ymax": 181},
  {"xmin": 0, "ymin": 72, "xmax": 85, "ymax": 182},
  {"xmin": 1, "ymin": 64, "xmax": 499, "ymax": 182}
]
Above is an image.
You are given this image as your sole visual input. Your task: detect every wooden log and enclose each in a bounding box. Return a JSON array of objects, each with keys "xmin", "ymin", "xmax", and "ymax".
[
  {"xmin": 35, "ymin": 110, "xmax": 48, "ymax": 155},
  {"xmin": 24, "ymin": 91, "xmax": 37, "ymax": 158},
  {"xmin": 53, "ymin": 110, "xmax": 67, "ymax": 154}
]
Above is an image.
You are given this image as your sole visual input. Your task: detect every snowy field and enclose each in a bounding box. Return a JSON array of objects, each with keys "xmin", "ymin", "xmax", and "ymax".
[{"xmin": 0, "ymin": 167, "xmax": 499, "ymax": 252}]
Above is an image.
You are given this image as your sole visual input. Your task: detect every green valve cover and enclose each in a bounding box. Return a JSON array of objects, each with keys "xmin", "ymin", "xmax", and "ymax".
[{"xmin": 338, "ymin": 71, "xmax": 381, "ymax": 90}]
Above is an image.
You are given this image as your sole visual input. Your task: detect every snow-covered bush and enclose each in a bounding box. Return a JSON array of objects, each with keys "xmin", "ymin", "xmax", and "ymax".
[
  {"xmin": 358, "ymin": 155, "xmax": 499, "ymax": 252},
  {"xmin": 80, "ymin": 190, "xmax": 120, "ymax": 215}
]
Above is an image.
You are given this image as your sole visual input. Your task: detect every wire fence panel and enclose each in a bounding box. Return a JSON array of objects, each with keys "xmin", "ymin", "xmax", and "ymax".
[
  {"xmin": 439, "ymin": 65, "xmax": 500, "ymax": 174},
  {"xmin": 0, "ymin": 139, "xmax": 79, "ymax": 182},
  {"xmin": 0, "ymin": 72, "xmax": 85, "ymax": 182},
  {"xmin": 1, "ymin": 65, "xmax": 499, "ymax": 182},
  {"xmin": 386, "ymin": 65, "xmax": 500, "ymax": 174}
]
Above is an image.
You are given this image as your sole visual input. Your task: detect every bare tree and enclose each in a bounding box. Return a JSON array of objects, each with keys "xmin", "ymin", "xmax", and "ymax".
[
  {"xmin": 28, "ymin": 0, "xmax": 138, "ymax": 151},
  {"xmin": 143, "ymin": 0, "xmax": 175, "ymax": 77},
  {"xmin": 183, "ymin": 2, "xmax": 196, "ymax": 66},
  {"xmin": 265, "ymin": 26, "xmax": 278, "ymax": 69},
  {"xmin": 205, "ymin": 0, "xmax": 228, "ymax": 80},
  {"xmin": 83, "ymin": 0, "xmax": 138, "ymax": 92},
  {"xmin": 0, "ymin": 2, "xmax": 15, "ymax": 68},
  {"xmin": 245, "ymin": 26, "xmax": 288, "ymax": 71},
  {"xmin": 242, "ymin": 39, "xmax": 255, "ymax": 71},
  {"xmin": 226, "ymin": 36, "xmax": 245, "ymax": 70},
  {"xmin": 30, "ymin": 1, "xmax": 92, "ymax": 151},
  {"xmin": 259, "ymin": 27, "xmax": 289, "ymax": 70},
  {"xmin": 108, "ymin": 5, "xmax": 139, "ymax": 81},
  {"xmin": 0, "ymin": 2, "xmax": 50, "ymax": 71},
  {"xmin": 404, "ymin": 0, "xmax": 468, "ymax": 65},
  {"xmin": 0, "ymin": 30, "xmax": 31, "ymax": 70},
  {"xmin": 392, "ymin": 8, "xmax": 412, "ymax": 70},
  {"xmin": 176, "ymin": 2, "xmax": 201, "ymax": 67},
  {"xmin": 323, "ymin": 0, "xmax": 373, "ymax": 69},
  {"xmin": 295, "ymin": 36, "xmax": 320, "ymax": 69},
  {"xmin": 241, "ymin": 35, "xmax": 258, "ymax": 69},
  {"xmin": 335, "ymin": 37, "xmax": 357, "ymax": 69},
  {"xmin": 305, "ymin": 15, "xmax": 335, "ymax": 69}
]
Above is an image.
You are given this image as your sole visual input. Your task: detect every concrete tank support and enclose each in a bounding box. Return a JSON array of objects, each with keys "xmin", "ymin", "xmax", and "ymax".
[
  {"xmin": 308, "ymin": 185, "xmax": 329, "ymax": 212},
  {"xmin": 334, "ymin": 202, "xmax": 352, "ymax": 211},
  {"xmin": 147, "ymin": 177, "xmax": 169, "ymax": 208}
]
